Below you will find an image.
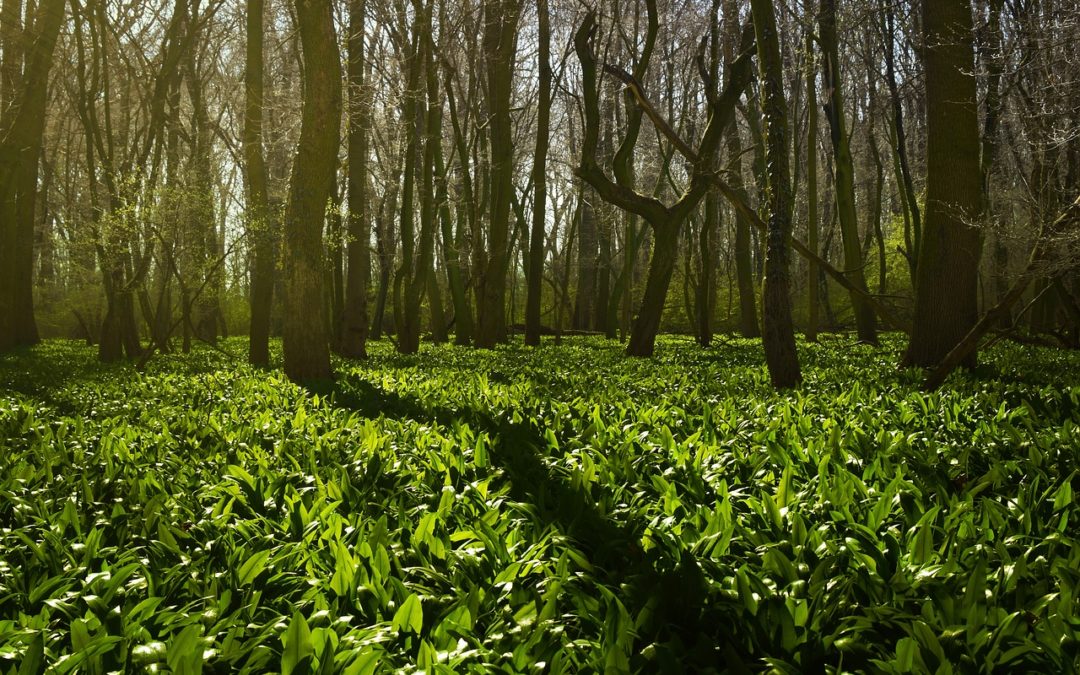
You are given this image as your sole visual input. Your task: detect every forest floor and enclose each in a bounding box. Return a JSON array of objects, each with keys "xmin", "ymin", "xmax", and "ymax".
[{"xmin": 1, "ymin": 335, "xmax": 1078, "ymax": 673}]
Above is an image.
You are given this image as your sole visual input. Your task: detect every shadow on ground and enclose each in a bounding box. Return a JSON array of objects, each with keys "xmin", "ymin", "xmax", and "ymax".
[{"xmin": 309, "ymin": 374, "xmax": 756, "ymax": 672}]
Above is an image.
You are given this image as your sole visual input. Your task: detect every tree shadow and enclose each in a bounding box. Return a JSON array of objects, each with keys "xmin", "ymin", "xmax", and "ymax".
[
  {"xmin": 0, "ymin": 341, "xmax": 121, "ymax": 402},
  {"xmin": 313, "ymin": 374, "xmax": 753, "ymax": 672}
]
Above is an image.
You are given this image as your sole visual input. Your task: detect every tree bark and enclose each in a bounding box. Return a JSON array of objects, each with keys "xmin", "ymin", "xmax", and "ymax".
[
  {"xmin": 524, "ymin": 0, "xmax": 551, "ymax": 346},
  {"xmin": 574, "ymin": 8, "xmax": 754, "ymax": 357},
  {"xmin": 626, "ymin": 224, "xmax": 679, "ymax": 356},
  {"xmin": 751, "ymin": 0, "xmax": 802, "ymax": 387},
  {"xmin": 819, "ymin": 0, "xmax": 877, "ymax": 344},
  {"xmin": 395, "ymin": 0, "xmax": 437, "ymax": 355},
  {"xmin": 883, "ymin": 1, "xmax": 922, "ymax": 278},
  {"xmin": 282, "ymin": 0, "xmax": 341, "ymax": 381},
  {"xmin": 805, "ymin": 30, "xmax": 820, "ymax": 341},
  {"xmin": 245, "ymin": 0, "xmax": 274, "ymax": 366},
  {"xmin": 336, "ymin": 0, "xmax": 371, "ymax": 358},
  {"xmin": 697, "ymin": 191, "xmax": 718, "ymax": 346},
  {"xmin": 442, "ymin": 70, "xmax": 476, "ymax": 344},
  {"xmin": 904, "ymin": 0, "xmax": 983, "ymax": 369},
  {"xmin": 728, "ymin": 123, "xmax": 759, "ymax": 339},
  {"xmin": 475, "ymin": 0, "xmax": 520, "ymax": 348},
  {"xmin": 573, "ymin": 194, "xmax": 598, "ymax": 331},
  {"xmin": 0, "ymin": 0, "xmax": 63, "ymax": 351}
]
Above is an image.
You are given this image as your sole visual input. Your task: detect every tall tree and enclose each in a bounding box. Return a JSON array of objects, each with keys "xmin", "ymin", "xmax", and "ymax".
[
  {"xmin": 392, "ymin": 0, "xmax": 431, "ymax": 355},
  {"xmin": 475, "ymin": 0, "xmax": 520, "ymax": 348},
  {"xmin": 574, "ymin": 7, "xmax": 754, "ymax": 357},
  {"xmin": 282, "ymin": 0, "xmax": 341, "ymax": 381},
  {"xmin": 818, "ymin": 0, "xmax": 877, "ymax": 344},
  {"xmin": 805, "ymin": 30, "xmax": 820, "ymax": 341},
  {"xmin": 750, "ymin": 0, "xmax": 801, "ymax": 387},
  {"xmin": 904, "ymin": 0, "xmax": 982, "ymax": 368},
  {"xmin": 696, "ymin": 0, "xmax": 723, "ymax": 348},
  {"xmin": 442, "ymin": 64, "xmax": 476, "ymax": 345},
  {"xmin": 724, "ymin": 0, "xmax": 759, "ymax": 339},
  {"xmin": 0, "ymin": 0, "xmax": 64, "ymax": 351},
  {"xmin": 336, "ymin": 0, "xmax": 370, "ymax": 359},
  {"xmin": 524, "ymin": 0, "xmax": 551, "ymax": 346},
  {"xmin": 245, "ymin": 0, "xmax": 273, "ymax": 366},
  {"xmin": 881, "ymin": 0, "xmax": 921, "ymax": 278}
]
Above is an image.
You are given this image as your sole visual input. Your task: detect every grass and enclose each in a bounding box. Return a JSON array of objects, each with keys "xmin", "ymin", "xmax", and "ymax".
[{"xmin": 0, "ymin": 334, "xmax": 1078, "ymax": 673}]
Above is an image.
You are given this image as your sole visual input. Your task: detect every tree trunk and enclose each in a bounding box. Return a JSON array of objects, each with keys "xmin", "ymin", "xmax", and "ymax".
[
  {"xmin": 608, "ymin": 0, "xmax": 657, "ymax": 341},
  {"xmin": 328, "ymin": 186, "xmax": 345, "ymax": 345},
  {"xmin": 245, "ymin": 0, "xmax": 274, "ymax": 366},
  {"xmin": 924, "ymin": 195, "xmax": 1080, "ymax": 390},
  {"xmin": 868, "ymin": 134, "xmax": 886, "ymax": 295},
  {"xmin": 0, "ymin": 0, "xmax": 63, "ymax": 351},
  {"xmin": 751, "ymin": 0, "xmax": 801, "ymax": 387},
  {"xmin": 904, "ymin": 0, "xmax": 983, "ymax": 369},
  {"xmin": 443, "ymin": 70, "xmax": 476, "ymax": 345},
  {"xmin": 282, "ymin": 0, "xmax": 341, "ymax": 381},
  {"xmin": 883, "ymin": 1, "xmax": 921, "ymax": 278},
  {"xmin": 398, "ymin": 1, "xmax": 438, "ymax": 355},
  {"xmin": 525, "ymin": 0, "xmax": 550, "ymax": 346},
  {"xmin": 337, "ymin": 0, "xmax": 370, "ymax": 359},
  {"xmin": 371, "ymin": 172, "xmax": 398, "ymax": 340},
  {"xmin": 805, "ymin": 30, "xmax": 820, "ymax": 341},
  {"xmin": 435, "ymin": 137, "xmax": 472, "ymax": 346},
  {"xmin": 427, "ymin": 260, "xmax": 447, "ymax": 342},
  {"xmin": 697, "ymin": 191, "xmax": 718, "ymax": 346},
  {"xmin": 819, "ymin": 0, "xmax": 876, "ymax": 344},
  {"xmin": 420, "ymin": 8, "xmax": 450, "ymax": 348},
  {"xmin": 627, "ymin": 224, "xmax": 679, "ymax": 357},
  {"xmin": 475, "ymin": 0, "xmax": 520, "ymax": 348},
  {"xmin": 728, "ymin": 124, "xmax": 760, "ymax": 338},
  {"xmin": 187, "ymin": 46, "xmax": 220, "ymax": 347},
  {"xmin": 573, "ymin": 193, "xmax": 598, "ymax": 331},
  {"xmin": 573, "ymin": 8, "xmax": 754, "ymax": 357}
]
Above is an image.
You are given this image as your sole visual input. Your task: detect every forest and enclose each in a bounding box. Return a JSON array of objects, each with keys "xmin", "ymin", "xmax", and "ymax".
[{"xmin": 1, "ymin": 0, "xmax": 1080, "ymax": 671}]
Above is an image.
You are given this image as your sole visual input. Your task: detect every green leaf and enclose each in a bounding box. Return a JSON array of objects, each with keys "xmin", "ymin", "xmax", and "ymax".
[
  {"xmin": 895, "ymin": 637, "xmax": 918, "ymax": 672},
  {"xmin": 776, "ymin": 463, "xmax": 794, "ymax": 509},
  {"xmin": 392, "ymin": 593, "xmax": 424, "ymax": 635},
  {"xmin": 70, "ymin": 619, "xmax": 91, "ymax": 651},
  {"xmin": 736, "ymin": 568, "xmax": 758, "ymax": 616},
  {"xmin": 237, "ymin": 549, "xmax": 272, "ymax": 586},
  {"xmin": 343, "ymin": 647, "xmax": 382, "ymax": 675},
  {"xmin": 167, "ymin": 624, "xmax": 205, "ymax": 675},
  {"xmin": 474, "ymin": 434, "xmax": 489, "ymax": 468},
  {"xmin": 282, "ymin": 611, "xmax": 314, "ymax": 675},
  {"xmin": 17, "ymin": 632, "xmax": 44, "ymax": 675},
  {"xmin": 1053, "ymin": 478, "xmax": 1074, "ymax": 511}
]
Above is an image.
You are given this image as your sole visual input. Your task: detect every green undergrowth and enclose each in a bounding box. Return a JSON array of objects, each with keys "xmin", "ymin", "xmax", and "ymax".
[{"xmin": 0, "ymin": 335, "xmax": 1078, "ymax": 673}]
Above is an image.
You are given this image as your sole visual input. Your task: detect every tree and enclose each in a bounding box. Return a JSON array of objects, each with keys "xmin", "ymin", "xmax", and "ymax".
[
  {"xmin": 574, "ymin": 5, "xmax": 755, "ymax": 357},
  {"xmin": 282, "ymin": 0, "xmax": 341, "ymax": 381},
  {"xmin": 880, "ymin": 0, "xmax": 921, "ymax": 278},
  {"xmin": 805, "ymin": 30, "xmax": 820, "ymax": 342},
  {"xmin": 336, "ymin": 0, "xmax": 371, "ymax": 359},
  {"xmin": 0, "ymin": 0, "xmax": 65, "ymax": 351},
  {"xmin": 750, "ymin": 0, "xmax": 801, "ymax": 387},
  {"xmin": 724, "ymin": 0, "xmax": 759, "ymax": 339},
  {"xmin": 245, "ymin": 0, "xmax": 274, "ymax": 366},
  {"xmin": 818, "ymin": 0, "xmax": 876, "ymax": 344},
  {"xmin": 474, "ymin": 0, "xmax": 520, "ymax": 348},
  {"xmin": 524, "ymin": 0, "xmax": 551, "ymax": 347},
  {"xmin": 392, "ymin": 0, "xmax": 437, "ymax": 355},
  {"xmin": 904, "ymin": 0, "xmax": 982, "ymax": 369}
]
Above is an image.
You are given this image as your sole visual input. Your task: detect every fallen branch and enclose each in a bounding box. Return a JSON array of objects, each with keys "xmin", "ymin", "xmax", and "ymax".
[{"xmin": 923, "ymin": 194, "xmax": 1080, "ymax": 390}]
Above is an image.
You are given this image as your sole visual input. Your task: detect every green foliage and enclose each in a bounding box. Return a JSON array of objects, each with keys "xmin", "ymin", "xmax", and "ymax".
[{"xmin": 1, "ymin": 336, "xmax": 1078, "ymax": 673}]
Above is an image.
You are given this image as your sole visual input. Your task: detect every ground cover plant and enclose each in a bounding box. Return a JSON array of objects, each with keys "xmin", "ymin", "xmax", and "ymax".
[{"xmin": 1, "ymin": 335, "xmax": 1079, "ymax": 673}]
